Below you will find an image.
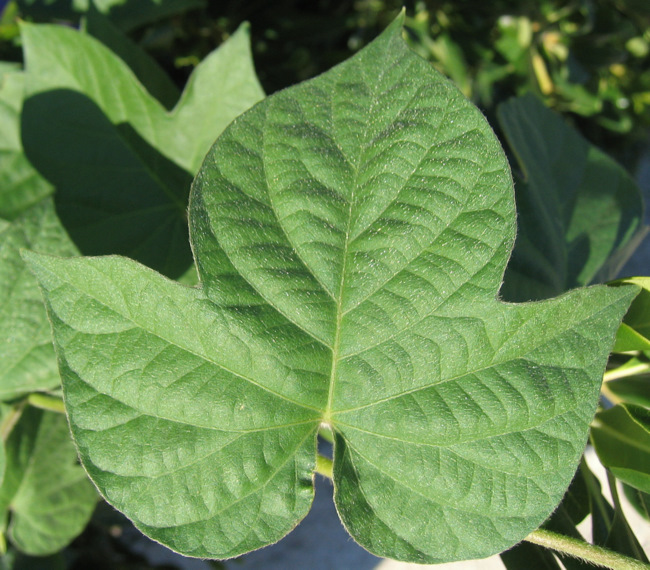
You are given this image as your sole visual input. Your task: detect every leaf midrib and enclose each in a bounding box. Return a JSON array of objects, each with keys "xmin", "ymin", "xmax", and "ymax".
[{"xmin": 324, "ymin": 50, "xmax": 395, "ymax": 422}]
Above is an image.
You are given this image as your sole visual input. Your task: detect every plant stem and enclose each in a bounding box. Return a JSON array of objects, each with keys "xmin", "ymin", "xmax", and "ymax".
[
  {"xmin": 315, "ymin": 454, "xmax": 333, "ymax": 479},
  {"xmin": 525, "ymin": 529, "xmax": 650, "ymax": 569},
  {"xmin": 603, "ymin": 362, "xmax": 650, "ymax": 383},
  {"xmin": 27, "ymin": 392, "xmax": 65, "ymax": 413}
]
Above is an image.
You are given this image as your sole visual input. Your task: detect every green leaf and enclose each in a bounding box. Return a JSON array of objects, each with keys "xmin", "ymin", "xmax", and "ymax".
[
  {"xmin": 21, "ymin": 20, "xmax": 263, "ymax": 173},
  {"xmin": 83, "ymin": 6, "xmax": 180, "ymax": 110},
  {"xmin": 623, "ymin": 483, "xmax": 650, "ymax": 521},
  {"xmin": 0, "ymin": 406, "xmax": 96, "ymax": 555},
  {"xmin": 20, "ymin": 20, "xmax": 263, "ymax": 277},
  {"xmin": 0, "ymin": 404, "xmax": 11, "ymax": 487},
  {"xmin": 606, "ymin": 372, "xmax": 650, "ymax": 408},
  {"xmin": 591, "ymin": 404, "xmax": 650, "ymax": 493},
  {"xmin": 613, "ymin": 277, "xmax": 650, "ymax": 352},
  {"xmin": 498, "ymin": 93, "xmax": 647, "ymax": 303},
  {"xmin": 0, "ymin": 199, "xmax": 77, "ymax": 401},
  {"xmin": 24, "ymin": 16, "xmax": 639, "ymax": 563},
  {"xmin": 581, "ymin": 458, "xmax": 615, "ymax": 546},
  {"xmin": 0, "ymin": 71, "xmax": 53, "ymax": 220}
]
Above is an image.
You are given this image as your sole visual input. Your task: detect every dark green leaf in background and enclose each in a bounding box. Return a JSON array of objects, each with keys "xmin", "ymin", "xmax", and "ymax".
[
  {"xmin": 624, "ymin": 483, "xmax": 650, "ymax": 521},
  {"xmin": 591, "ymin": 404, "xmax": 650, "ymax": 494},
  {"xmin": 16, "ymin": 0, "xmax": 206, "ymax": 32},
  {"xmin": 498, "ymin": 93, "xmax": 647, "ymax": 303},
  {"xmin": 93, "ymin": 0, "xmax": 206, "ymax": 33},
  {"xmin": 25, "ymin": 15, "xmax": 639, "ymax": 564}
]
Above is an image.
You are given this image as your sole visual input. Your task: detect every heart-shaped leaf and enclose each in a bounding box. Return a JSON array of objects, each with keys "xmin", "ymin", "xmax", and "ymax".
[{"xmin": 24, "ymin": 15, "xmax": 638, "ymax": 564}]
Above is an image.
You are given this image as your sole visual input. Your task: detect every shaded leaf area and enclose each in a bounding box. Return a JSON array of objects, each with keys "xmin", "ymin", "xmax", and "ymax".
[
  {"xmin": 577, "ymin": 453, "xmax": 649, "ymax": 563},
  {"xmin": 624, "ymin": 484, "xmax": 650, "ymax": 521},
  {"xmin": 592, "ymin": 404, "xmax": 650, "ymax": 494},
  {"xmin": 24, "ymin": 16, "xmax": 639, "ymax": 564},
  {"xmin": 21, "ymin": 20, "xmax": 263, "ymax": 174},
  {"xmin": 499, "ymin": 93, "xmax": 647, "ymax": 303},
  {"xmin": 20, "ymin": 19, "xmax": 264, "ymax": 278},
  {"xmin": 0, "ymin": 406, "xmax": 97, "ymax": 555},
  {"xmin": 0, "ymin": 549, "xmax": 66, "ymax": 570},
  {"xmin": 0, "ymin": 71, "xmax": 52, "ymax": 220},
  {"xmin": 0, "ymin": 200, "xmax": 77, "ymax": 400},
  {"xmin": 22, "ymin": 89, "xmax": 192, "ymax": 279},
  {"xmin": 501, "ymin": 542, "xmax": 563, "ymax": 570}
]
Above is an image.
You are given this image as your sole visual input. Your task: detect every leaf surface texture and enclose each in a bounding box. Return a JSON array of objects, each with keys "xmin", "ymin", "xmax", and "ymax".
[{"xmin": 25, "ymin": 16, "xmax": 638, "ymax": 563}]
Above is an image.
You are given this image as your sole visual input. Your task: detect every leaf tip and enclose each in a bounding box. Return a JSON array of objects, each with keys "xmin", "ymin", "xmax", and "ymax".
[{"xmin": 19, "ymin": 249, "xmax": 54, "ymax": 280}]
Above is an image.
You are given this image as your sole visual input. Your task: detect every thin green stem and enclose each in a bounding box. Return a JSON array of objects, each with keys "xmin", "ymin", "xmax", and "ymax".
[
  {"xmin": 608, "ymin": 470, "xmax": 624, "ymax": 512},
  {"xmin": 603, "ymin": 362, "xmax": 650, "ymax": 383},
  {"xmin": 525, "ymin": 529, "xmax": 650, "ymax": 569},
  {"xmin": 315, "ymin": 454, "xmax": 333, "ymax": 479},
  {"xmin": 27, "ymin": 392, "xmax": 65, "ymax": 414}
]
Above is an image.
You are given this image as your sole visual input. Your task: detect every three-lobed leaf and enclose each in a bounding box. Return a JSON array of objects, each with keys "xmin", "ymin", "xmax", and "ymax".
[
  {"xmin": 0, "ymin": 17, "xmax": 263, "ymax": 405},
  {"xmin": 25, "ymin": 15, "xmax": 639, "ymax": 563},
  {"xmin": 20, "ymin": 19, "xmax": 264, "ymax": 277}
]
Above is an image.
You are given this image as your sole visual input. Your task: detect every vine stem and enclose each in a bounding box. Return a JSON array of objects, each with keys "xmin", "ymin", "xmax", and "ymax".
[
  {"xmin": 603, "ymin": 362, "xmax": 650, "ymax": 383},
  {"xmin": 313, "ymin": 456, "xmax": 649, "ymax": 567},
  {"xmin": 315, "ymin": 454, "xmax": 333, "ymax": 479},
  {"xmin": 27, "ymin": 392, "xmax": 65, "ymax": 414},
  {"xmin": 525, "ymin": 529, "xmax": 650, "ymax": 569}
]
